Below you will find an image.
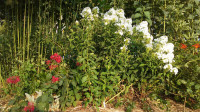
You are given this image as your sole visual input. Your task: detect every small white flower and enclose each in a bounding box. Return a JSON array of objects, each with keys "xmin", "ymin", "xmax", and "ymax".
[
  {"xmin": 116, "ymin": 9, "xmax": 125, "ymax": 18},
  {"xmin": 80, "ymin": 7, "xmax": 92, "ymax": 17},
  {"xmin": 124, "ymin": 38, "xmax": 131, "ymax": 44},
  {"xmin": 154, "ymin": 36, "xmax": 168, "ymax": 45},
  {"xmin": 163, "ymin": 64, "xmax": 173, "ymax": 70},
  {"xmin": 75, "ymin": 20, "xmax": 79, "ymax": 25},
  {"xmin": 136, "ymin": 21, "xmax": 149, "ymax": 33},
  {"xmin": 115, "ymin": 30, "xmax": 123, "ymax": 36},
  {"xmin": 92, "ymin": 6, "xmax": 100, "ymax": 14},
  {"xmin": 36, "ymin": 90, "xmax": 43, "ymax": 99},
  {"xmin": 120, "ymin": 45, "xmax": 127, "ymax": 51},
  {"xmin": 25, "ymin": 93, "xmax": 35, "ymax": 103},
  {"xmin": 170, "ymin": 67, "xmax": 178, "ymax": 75}
]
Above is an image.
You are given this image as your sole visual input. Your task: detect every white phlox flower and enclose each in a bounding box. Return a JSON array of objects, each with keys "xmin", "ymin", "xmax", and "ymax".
[
  {"xmin": 115, "ymin": 30, "xmax": 123, "ymax": 36},
  {"xmin": 75, "ymin": 20, "xmax": 79, "ymax": 25},
  {"xmin": 170, "ymin": 67, "xmax": 178, "ymax": 75},
  {"xmin": 135, "ymin": 21, "xmax": 153, "ymax": 48},
  {"xmin": 116, "ymin": 9, "xmax": 125, "ymax": 18},
  {"xmin": 92, "ymin": 6, "xmax": 100, "ymax": 14},
  {"xmin": 80, "ymin": 7, "xmax": 94, "ymax": 20},
  {"xmin": 154, "ymin": 36, "xmax": 168, "ymax": 45},
  {"xmin": 120, "ymin": 45, "xmax": 128, "ymax": 51},
  {"xmin": 80, "ymin": 7, "xmax": 92, "ymax": 17},
  {"xmin": 154, "ymin": 36, "xmax": 178, "ymax": 75},
  {"xmin": 124, "ymin": 38, "xmax": 131, "ymax": 44},
  {"xmin": 163, "ymin": 64, "xmax": 173, "ymax": 70},
  {"xmin": 136, "ymin": 21, "xmax": 149, "ymax": 33}
]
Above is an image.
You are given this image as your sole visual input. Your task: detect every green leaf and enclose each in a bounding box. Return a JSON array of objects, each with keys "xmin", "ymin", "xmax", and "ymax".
[
  {"xmin": 42, "ymin": 94, "xmax": 48, "ymax": 102},
  {"xmin": 85, "ymin": 92, "xmax": 90, "ymax": 98},
  {"xmin": 59, "ymin": 80, "xmax": 63, "ymax": 86},
  {"xmin": 180, "ymin": 80, "xmax": 187, "ymax": 84},
  {"xmin": 51, "ymin": 85, "xmax": 58, "ymax": 89},
  {"xmin": 135, "ymin": 7, "xmax": 142, "ymax": 12},
  {"xmin": 75, "ymin": 93, "xmax": 81, "ymax": 101},
  {"xmin": 93, "ymin": 75, "xmax": 98, "ymax": 79},
  {"xmin": 139, "ymin": 64, "xmax": 146, "ymax": 67},
  {"xmin": 72, "ymin": 80, "xmax": 77, "ymax": 87},
  {"xmin": 82, "ymin": 76, "xmax": 88, "ymax": 83},
  {"xmin": 195, "ymin": 84, "xmax": 200, "ymax": 90},
  {"xmin": 187, "ymin": 88, "xmax": 193, "ymax": 93},
  {"xmin": 8, "ymin": 99, "xmax": 16, "ymax": 106},
  {"xmin": 46, "ymin": 73, "xmax": 52, "ymax": 80},
  {"xmin": 133, "ymin": 13, "xmax": 142, "ymax": 19},
  {"xmin": 144, "ymin": 11, "xmax": 151, "ymax": 19},
  {"xmin": 37, "ymin": 102, "xmax": 46, "ymax": 111},
  {"xmin": 194, "ymin": 0, "xmax": 199, "ymax": 5}
]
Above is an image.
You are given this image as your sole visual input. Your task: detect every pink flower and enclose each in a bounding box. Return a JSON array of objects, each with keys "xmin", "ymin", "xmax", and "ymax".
[
  {"xmin": 49, "ymin": 65, "xmax": 58, "ymax": 70},
  {"xmin": 52, "ymin": 76, "xmax": 59, "ymax": 83},
  {"xmin": 6, "ymin": 76, "xmax": 20, "ymax": 84},
  {"xmin": 50, "ymin": 53, "xmax": 61, "ymax": 63},
  {"xmin": 46, "ymin": 60, "xmax": 51, "ymax": 65},
  {"xmin": 24, "ymin": 102, "xmax": 34, "ymax": 112}
]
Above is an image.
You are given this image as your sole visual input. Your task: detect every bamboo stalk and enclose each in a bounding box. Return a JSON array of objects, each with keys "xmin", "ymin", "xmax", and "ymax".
[
  {"xmin": 12, "ymin": 4, "xmax": 16, "ymax": 59},
  {"xmin": 23, "ymin": 1, "xmax": 27, "ymax": 62},
  {"xmin": 0, "ymin": 65, "xmax": 4, "ymax": 88},
  {"xmin": 17, "ymin": 3, "xmax": 20, "ymax": 62},
  {"xmin": 164, "ymin": 0, "xmax": 166, "ymax": 34},
  {"xmin": 52, "ymin": 1, "xmax": 55, "ymax": 55},
  {"xmin": 30, "ymin": 3, "xmax": 33, "ymax": 58},
  {"xmin": 27, "ymin": 0, "xmax": 30, "ymax": 60},
  {"xmin": 38, "ymin": 0, "xmax": 41, "ymax": 74}
]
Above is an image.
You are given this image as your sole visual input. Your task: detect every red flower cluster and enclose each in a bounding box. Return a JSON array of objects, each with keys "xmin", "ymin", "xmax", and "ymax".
[
  {"xmin": 76, "ymin": 62, "xmax": 82, "ymax": 66},
  {"xmin": 192, "ymin": 43, "xmax": 200, "ymax": 49},
  {"xmin": 180, "ymin": 43, "xmax": 187, "ymax": 49},
  {"xmin": 46, "ymin": 53, "xmax": 62, "ymax": 70},
  {"xmin": 180, "ymin": 43, "xmax": 200, "ymax": 49},
  {"xmin": 49, "ymin": 65, "xmax": 58, "ymax": 70},
  {"xmin": 24, "ymin": 102, "xmax": 34, "ymax": 112},
  {"xmin": 50, "ymin": 53, "xmax": 61, "ymax": 63},
  {"xmin": 46, "ymin": 60, "xmax": 51, "ymax": 65},
  {"xmin": 6, "ymin": 76, "xmax": 20, "ymax": 84},
  {"xmin": 52, "ymin": 76, "xmax": 59, "ymax": 83}
]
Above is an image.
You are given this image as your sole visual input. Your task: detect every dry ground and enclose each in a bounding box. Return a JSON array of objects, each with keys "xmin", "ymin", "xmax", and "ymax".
[{"xmin": 1, "ymin": 95, "xmax": 200, "ymax": 112}]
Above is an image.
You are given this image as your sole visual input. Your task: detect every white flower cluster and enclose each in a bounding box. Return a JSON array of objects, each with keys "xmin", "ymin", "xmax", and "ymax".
[
  {"xmin": 154, "ymin": 36, "xmax": 178, "ymax": 75},
  {"xmin": 135, "ymin": 21, "xmax": 153, "ymax": 49},
  {"xmin": 25, "ymin": 90, "xmax": 43, "ymax": 104},
  {"xmin": 103, "ymin": 8, "xmax": 133, "ymax": 35},
  {"xmin": 79, "ymin": 7, "xmax": 178, "ymax": 75},
  {"xmin": 80, "ymin": 7, "xmax": 100, "ymax": 20},
  {"xmin": 80, "ymin": 7, "xmax": 153, "ymax": 50},
  {"xmin": 120, "ymin": 38, "xmax": 131, "ymax": 51}
]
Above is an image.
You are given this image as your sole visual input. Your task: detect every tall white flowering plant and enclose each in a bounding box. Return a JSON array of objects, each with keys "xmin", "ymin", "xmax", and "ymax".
[{"xmin": 60, "ymin": 6, "xmax": 179, "ymax": 108}]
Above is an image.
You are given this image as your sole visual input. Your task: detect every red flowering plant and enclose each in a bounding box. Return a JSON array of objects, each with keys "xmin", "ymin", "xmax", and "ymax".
[
  {"xmin": 52, "ymin": 76, "xmax": 59, "ymax": 83},
  {"xmin": 6, "ymin": 75, "xmax": 21, "ymax": 95},
  {"xmin": 23, "ymin": 102, "xmax": 34, "ymax": 112},
  {"xmin": 46, "ymin": 53, "xmax": 62, "ymax": 70},
  {"xmin": 6, "ymin": 76, "xmax": 20, "ymax": 84}
]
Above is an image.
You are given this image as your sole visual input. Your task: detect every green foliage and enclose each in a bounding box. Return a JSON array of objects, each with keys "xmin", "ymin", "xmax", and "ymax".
[
  {"xmin": 1, "ymin": 0, "xmax": 200, "ymax": 111},
  {"xmin": 172, "ymin": 41, "xmax": 200, "ymax": 108}
]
